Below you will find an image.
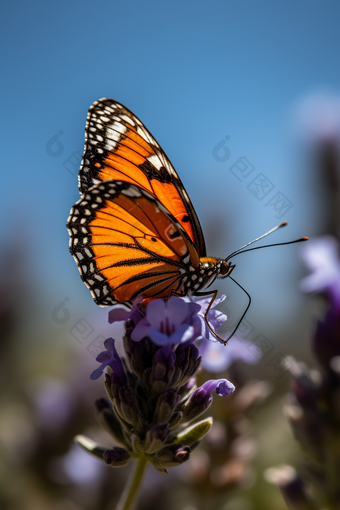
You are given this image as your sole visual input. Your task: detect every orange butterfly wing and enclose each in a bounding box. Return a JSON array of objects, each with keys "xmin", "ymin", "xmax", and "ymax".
[
  {"xmin": 78, "ymin": 98, "xmax": 206, "ymax": 258},
  {"xmin": 67, "ymin": 181, "xmax": 199, "ymax": 306}
]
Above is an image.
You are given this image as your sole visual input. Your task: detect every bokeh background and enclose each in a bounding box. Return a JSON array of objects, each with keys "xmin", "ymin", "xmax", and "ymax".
[{"xmin": 1, "ymin": 1, "xmax": 340, "ymax": 509}]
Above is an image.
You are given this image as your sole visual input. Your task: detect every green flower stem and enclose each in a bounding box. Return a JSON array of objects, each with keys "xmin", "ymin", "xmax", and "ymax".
[{"xmin": 116, "ymin": 457, "xmax": 148, "ymax": 510}]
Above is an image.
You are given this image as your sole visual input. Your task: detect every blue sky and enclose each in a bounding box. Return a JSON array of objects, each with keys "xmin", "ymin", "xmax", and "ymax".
[{"xmin": 2, "ymin": 1, "xmax": 340, "ymax": 348}]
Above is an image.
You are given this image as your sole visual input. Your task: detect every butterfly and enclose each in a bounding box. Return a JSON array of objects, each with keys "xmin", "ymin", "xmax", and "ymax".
[{"xmin": 67, "ymin": 99, "xmax": 307, "ymax": 343}]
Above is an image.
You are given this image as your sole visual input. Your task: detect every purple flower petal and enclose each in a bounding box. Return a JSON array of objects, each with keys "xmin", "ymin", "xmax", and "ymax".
[
  {"xmin": 147, "ymin": 324, "xmax": 194, "ymax": 346},
  {"xmin": 201, "ymin": 378, "xmax": 235, "ymax": 397},
  {"xmin": 131, "ymin": 318, "xmax": 151, "ymax": 342},
  {"xmin": 108, "ymin": 297, "xmax": 144, "ymax": 325},
  {"xmin": 90, "ymin": 338, "xmax": 126, "ymax": 384},
  {"xmin": 145, "ymin": 299, "xmax": 167, "ymax": 329},
  {"xmin": 131, "ymin": 297, "xmax": 194, "ymax": 347},
  {"xmin": 166, "ymin": 296, "xmax": 190, "ymax": 327}
]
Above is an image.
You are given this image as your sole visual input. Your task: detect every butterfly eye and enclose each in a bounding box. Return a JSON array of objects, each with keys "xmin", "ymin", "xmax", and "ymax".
[{"xmin": 219, "ymin": 261, "xmax": 235, "ymax": 278}]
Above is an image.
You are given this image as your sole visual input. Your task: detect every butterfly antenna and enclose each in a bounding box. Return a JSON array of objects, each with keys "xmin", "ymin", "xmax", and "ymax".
[{"xmin": 225, "ymin": 221, "xmax": 308, "ymax": 261}]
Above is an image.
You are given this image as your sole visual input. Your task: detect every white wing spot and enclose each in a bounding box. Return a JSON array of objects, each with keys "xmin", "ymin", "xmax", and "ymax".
[
  {"xmin": 121, "ymin": 114, "xmax": 135, "ymax": 126},
  {"xmin": 123, "ymin": 187, "xmax": 142, "ymax": 198},
  {"xmin": 147, "ymin": 154, "xmax": 163, "ymax": 170}
]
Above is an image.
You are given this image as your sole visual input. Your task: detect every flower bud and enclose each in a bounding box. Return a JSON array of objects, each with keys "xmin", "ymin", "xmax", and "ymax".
[
  {"xmin": 150, "ymin": 346, "xmax": 175, "ymax": 393},
  {"xmin": 94, "ymin": 398, "xmax": 126, "ymax": 446},
  {"xmin": 182, "ymin": 379, "xmax": 235, "ymax": 422},
  {"xmin": 172, "ymin": 343, "xmax": 201, "ymax": 386},
  {"xmin": 154, "ymin": 388, "xmax": 180, "ymax": 424},
  {"xmin": 168, "ymin": 411, "xmax": 183, "ymax": 428},
  {"xmin": 115, "ymin": 385, "xmax": 139, "ymax": 425},
  {"xmin": 143, "ymin": 423, "xmax": 170, "ymax": 454},
  {"xmin": 153, "ymin": 443, "xmax": 190, "ymax": 471},
  {"xmin": 104, "ymin": 446, "xmax": 131, "ymax": 467}
]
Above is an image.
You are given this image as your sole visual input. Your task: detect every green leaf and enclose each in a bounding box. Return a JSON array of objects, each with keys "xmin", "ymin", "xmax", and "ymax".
[
  {"xmin": 74, "ymin": 435, "xmax": 106, "ymax": 461},
  {"xmin": 175, "ymin": 417, "xmax": 213, "ymax": 446}
]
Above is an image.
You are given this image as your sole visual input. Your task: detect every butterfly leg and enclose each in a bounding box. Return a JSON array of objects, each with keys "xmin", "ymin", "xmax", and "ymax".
[{"xmin": 194, "ymin": 290, "xmax": 228, "ymax": 346}]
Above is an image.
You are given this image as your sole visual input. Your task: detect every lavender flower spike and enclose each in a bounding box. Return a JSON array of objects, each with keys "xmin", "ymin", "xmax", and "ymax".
[
  {"xmin": 84, "ymin": 296, "xmax": 236, "ymax": 483},
  {"xmin": 90, "ymin": 338, "xmax": 126, "ymax": 383}
]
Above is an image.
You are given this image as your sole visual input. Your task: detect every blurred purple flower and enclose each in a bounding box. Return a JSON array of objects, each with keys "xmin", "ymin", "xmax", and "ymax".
[
  {"xmin": 294, "ymin": 91, "xmax": 340, "ymax": 142},
  {"xmin": 90, "ymin": 338, "xmax": 126, "ymax": 382},
  {"xmin": 300, "ymin": 236, "xmax": 340, "ymax": 310},
  {"xmin": 131, "ymin": 296, "xmax": 195, "ymax": 346},
  {"xmin": 50, "ymin": 443, "xmax": 105, "ymax": 485},
  {"xmin": 199, "ymin": 337, "xmax": 257, "ymax": 372},
  {"xmin": 29, "ymin": 377, "xmax": 74, "ymax": 432}
]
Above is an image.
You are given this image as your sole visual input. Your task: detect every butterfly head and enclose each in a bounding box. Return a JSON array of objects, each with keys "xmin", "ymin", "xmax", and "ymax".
[
  {"xmin": 218, "ymin": 259, "xmax": 236, "ymax": 279},
  {"xmin": 197, "ymin": 258, "xmax": 235, "ymax": 293}
]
